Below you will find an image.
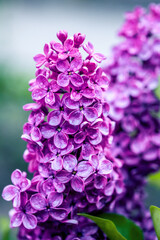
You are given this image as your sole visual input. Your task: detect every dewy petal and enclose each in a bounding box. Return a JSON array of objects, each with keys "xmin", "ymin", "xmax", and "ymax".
[
  {"xmin": 36, "ymin": 74, "xmax": 48, "ymax": 90},
  {"xmin": 32, "ymin": 89, "xmax": 47, "ymax": 101},
  {"xmin": 31, "ymin": 127, "xmax": 42, "ymax": 142},
  {"xmin": 63, "ymin": 154, "xmax": 77, "ymax": 172},
  {"xmin": 30, "ymin": 193, "xmax": 47, "ymax": 210},
  {"xmin": 74, "ymin": 131, "xmax": 86, "ymax": 144},
  {"xmin": 54, "ymin": 132, "xmax": 68, "ymax": 149},
  {"xmin": 64, "ymin": 96, "xmax": 79, "ymax": 109},
  {"xmin": 10, "ymin": 212, "xmax": 23, "ymax": 228},
  {"xmin": 51, "ymin": 157, "xmax": 63, "ymax": 171},
  {"xmin": 56, "ymin": 59, "xmax": 70, "ymax": 72},
  {"xmin": 69, "ymin": 110, "xmax": 83, "ymax": 125},
  {"xmin": 83, "ymin": 107, "xmax": 98, "ymax": 122},
  {"xmin": 23, "ymin": 214, "xmax": 37, "ymax": 230},
  {"xmin": 48, "ymin": 110, "xmax": 62, "ymax": 126},
  {"xmin": 41, "ymin": 124, "xmax": 56, "ymax": 139},
  {"xmin": 11, "ymin": 169, "xmax": 23, "ymax": 185},
  {"xmin": 2, "ymin": 185, "xmax": 19, "ymax": 201},
  {"xmin": 77, "ymin": 162, "xmax": 93, "ymax": 178},
  {"xmin": 82, "ymin": 142, "xmax": 95, "ymax": 160},
  {"xmin": 50, "ymin": 208, "xmax": 68, "ymax": 221},
  {"xmin": 19, "ymin": 178, "xmax": 31, "ymax": 192},
  {"xmin": 98, "ymin": 160, "xmax": 113, "ymax": 175},
  {"xmin": 57, "ymin": 73, "xmax": 70, "ymax": 87},
  {"xmin": 71, "ymin": 176, "xmax": 84, "ymax": 192},
  {"xmin": 70, "ymin": 73, "xmax": 84, "ymax": 87},
  {"xmin": 48, "ymin": 192, "xmax": 63, "ymax": 208},
  {"xmin": 45, "ymin": 91, "xmax": 55, "ymax": 105}
]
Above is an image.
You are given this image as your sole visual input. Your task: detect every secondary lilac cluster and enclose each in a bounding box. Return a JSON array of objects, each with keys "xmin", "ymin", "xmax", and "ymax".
[
  {"xmin": 104, "ymin": 4, "xmax": 160, "ymax": 240},
  {"xmin": 2, "ymin": 31, "xmax": 124, "ymax": 239}
]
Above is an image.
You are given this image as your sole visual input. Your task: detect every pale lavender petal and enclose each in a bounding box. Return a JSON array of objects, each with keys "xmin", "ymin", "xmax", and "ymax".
[
  {"xmin": 13, "ymin": 192, "xmax": 21, "ymax": 208},
  {"xmin": 53, "ymin": 179, "xmax": 65, "ymax": 193},
  {"xmin": 77, "ymin": 162, "xmax": 93, "ymax": 178},
  {"xmin": 33, "ymin": 54, "xmax": 45, "ymax": 63},
  {"xmin": 31, "ymin": 127, "xmax": 42, "ymax": 142},
  {"xmin": 63, "ymin": 154, "xmax": 77, "ymax": 172},
  {"xmin": 23, "ymin": 214, "xmax": 37, "ymax": 229},
  {"xmin": 10, "ymin": 212, "xmax": 23, "ymax": 228},
  {"xmin": 54, "ymin": 132, "xmax": 68, "ymax": 149},
  {"xmin": 50, "ymin": 208, "xmax": 68, "ymax": 221},
  {"xmin": 71, "ymin": 176, "xmax": 84, "ymax": 192},
  {"xmin": 45, "ymin": 92, "xmax": 55, "ymax": 105},
  {"xmin": 102, "ymin": 103, "xmax": 110, "ymax": 118},
  {"xmin": 48, "ymin": 192, "xmax": 63, "ymax": 208},
  {"xmin": 11, "ymin": 169, "xmax": 23, "ymax": 185},
  {"xmin": 98, "ymin": 160, "xmax": 113, "ymax": 175},
  {"xmin": 23, "ymin": 103, "xmax": 41, "ymax": 111},
  {"xmin": 99, "ymin": 122, "xmax": 109, "ymax": 136},
  {"xmin": 83, "ymin": 107, "xmax": 98, "ymax": 122},
  {"xmin": 48, "ymin": 110, "xmax": 62, "ymax": 126},
  {"xmin": 68, "ymin": 110, "xmax": 83, "ymax": 125},
  {"xmin": 64, "ymin": 97, "xmax": 79, "ymax": 109},
  {"xmin": 64, "ymin": 38, "xmax": 74, "ymax": 51},
  {"xmin": 89, "ymin": 132, "xmax": 102, "ymax": 145},
  {"xmin": 2, "ymin": 185, "xmax": 19, "ymax": 201},
  {"xmin": 57, "ymin": 73, "xmax": 70, "ymax": 87},
  {"xmin": 70, "ymin": 73, "xmax": 84, "ymax": 87},
  {"xmin": 51, "ymin": 157, "xmax": 63, "ymax": 171},
  {"xmin": 19, "ymin": 178, "xmax": 31, "ymax": 192},
  {"xmin": 93, "ymin": 53, "xmax": 106, "ymax": 63},
  {"xmin": 30, "ymin": 193, "xmax": 47, "ymax": 210}
]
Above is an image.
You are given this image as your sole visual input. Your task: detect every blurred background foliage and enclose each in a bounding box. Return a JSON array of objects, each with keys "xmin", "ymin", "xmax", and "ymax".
[{"xmin": 0, "ymin": 0, "xmax": 160, "ymax": 238}]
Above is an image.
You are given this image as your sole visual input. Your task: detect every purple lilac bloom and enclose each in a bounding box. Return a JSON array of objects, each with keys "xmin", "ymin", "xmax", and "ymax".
[
  {"xmin": 2, "ymin": 30, "xmax": 124, "ymax": 239},
  {"xmin": 104, "ymin": 4, "xmax": 160, "ymax": 240}
]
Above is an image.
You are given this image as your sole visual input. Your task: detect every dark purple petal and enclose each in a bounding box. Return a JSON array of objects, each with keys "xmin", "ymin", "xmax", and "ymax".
[
  {"xmin": 35, "ymin": 210, "xmax": 49, "ymax": 222},
  {"xmin": 2, "ymin": 185, "xmax": 19, "ymax": 201},
  {"xmin": 77, "ymin": 162, "xmax": 93, "ymax": 178},
  {"xmin": 83, "ymin": 107, "xmax": 98, "ymax": 122},
  {"xmin": 94, "ymin": 174, "xmax": 107, "ymax": 189},
  {"xmin": 57, "ymin": 73, "xmax": 70, "ymax": 87},
  {"xmin": 50, "ymin": 208, "xmax": 68, "ymax": 221},
  {"xmin": 68, "ymin": 110, "xmax": 83, "ymax": 125},
  {"xmin": 23, "ymin": 214, "xmax": 37, "ymax": 229},
  {"xmin": 48, "ymin": 192, "xmax": 63, "ymax": 208},
  {"xmin": 63, "ymin": 154, "xmax": 77, "ymax": 172},
  {"xmin": 70, "ymin": 73, "xmax": 84, "ymax": 87},
  {"xmin": 74, "ymin": 131, "xmax": 86, "ymax": 144},
  {"xmin": 71, "ymin": 176, "xmax": 84, "ymax": 192},
  {"xmin": 30, "ymin": 193, "xmax": 47, "ymax": 210},
  {"xmin": 54, "ymin": 132, "xmax": 68, "ymax": 149},
  {"xmin": 48, "ymin": 111, "xmax": 62, "ymax": 126},
  {"xmin": 104, "ymin": 181, "xmax": 115, "ymax": 196},
  {"xmin": 10, "ymin": 212, "xmax": 23, "ymax": 228}
]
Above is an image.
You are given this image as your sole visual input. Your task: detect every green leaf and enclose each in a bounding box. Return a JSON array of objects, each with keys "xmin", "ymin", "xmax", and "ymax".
[
  {"xmin": 148, "ymin": 170, "xmax": 160, "ymax": 188},
  {"xmin": 150, "ymin": 205, "xmax": 160, "ymax": 240},
  {"xmin": 154, "ymin": 76, "xmax": 160, "ymax": 100},
  {"xmin": 78, "ymin": 213, "xmax": 144, "ymax": 240}
]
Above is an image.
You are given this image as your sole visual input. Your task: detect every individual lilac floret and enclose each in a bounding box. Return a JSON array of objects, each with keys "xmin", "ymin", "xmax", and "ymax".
[
  {"xmin": 2, "ymin": 30, "xmax": 124, "ymax": 240},
  {"xmin": 2, "ymin": 169, "xmax": 31, "ymax": 208},
  {"xmin": 104, "ymin": 4, "xmax": 160, "ymax": 240}
]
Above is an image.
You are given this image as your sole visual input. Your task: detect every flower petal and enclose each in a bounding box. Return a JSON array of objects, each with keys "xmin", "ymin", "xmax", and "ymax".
[
  {"xmin": 82, "ymin": 142, "xmax": 95, "ymax": 160},
  {"xmin": 83, "ymin": 107, "xmax": 98, "ymax": 122},
  {"xmin": 23, "ymin": 214, "xmax": 37, "ymax": 229},
  {"xmin": 50, "ymin": 208, "xmax": 68, "ymax": 221},
  {"xmin": 56, "ymin": 59, "xmax": 70, "ymax": 72},
  {"xmin": 62, "ymin": 121, "xmax": 79, "ymax": 134},
  {"xmin": 2, "ymin": 185, "xmax": 18, "ymax": 201},
  {"xmin": 54, "ymin": 132, "xmax": 68, "ymax": 149},
  {"xmin": 98, "ymin": 160, "xmax": 113, "ymax": 175},
  {"xmin": 71, "ymin": 176, "xmax": 84, "ymax": 192},
  {"xmin": 31, "ymin": 127, "xmax": 42, "ymax": 142},
  {"xmin": 48, "ymin": 192, "xmax": 63, "ymax": 208},
  {"xmin": 57, "ymin": 73, "xmax": 70, "ymax": 87},
  {"xmin": 30, "ymin": 193, "xmax": 47, "ymax": 210},
  {"xmin": 74, "ymin": 131, "xmax": 86, "ymax": 144},
  {"xmin": 51, "ymin": 157, "xmax": 63, "ymax": 171},
  {"xmin": 36, "ymin": 74, "xmax": 48, "ymax": 90},
  {"xmin": 56, "ymin": 170, "xmax": 72, "ymax": 183},
  {"xmin": 11, "ymin": 169, "xmax": 23, "ymax": 185},
  {"xmin": 48, "ymin": 110, "xmax": 62, "ymax": 126},
  {"xmin": 32, "ymin": 89, "xmax": 47, "ymax": 101},
  {"xmin": 63, "ymin": 154, "xmax": 77, "ymax": 172},
  {"xmin": 45, "ymin": 92, "xmax": 55, "ymax": 105},
  {"xmin": 77, "ymin": 162, "xmax": 93, "ymax": 178},
  {"xmin": 68, "ymin": 110, "xmax": 83, "ymax": 125},
  {"xmin": 10, "ymin": 212, "xmax": 23, "ymax": 228},
  {"xmin": 70, "ymin": 73, "xmax": 84, "ymax": 87},
  {"xmin": 41, "ymin": 124, "xmax": 56, "ymax": 139}
]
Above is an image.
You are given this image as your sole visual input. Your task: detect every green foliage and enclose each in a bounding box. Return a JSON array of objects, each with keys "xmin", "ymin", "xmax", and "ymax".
[
  {"xmin": 150, "ymin": 205, "xmax": 160, "ymax": 240},
  {"xmin": 148, "ymin": 171, "xmax": 160, "ymax": 188},
  {"xmin": 0, "ymin": 217, "xmax": 17, "ymax": 240},
  {"xmin": 78, "ymin": 213, "xmax": 144, "ymax": 240},
  {"xmin": 154, "ymin": 76, "xmax": 160, "ymax": 100}
]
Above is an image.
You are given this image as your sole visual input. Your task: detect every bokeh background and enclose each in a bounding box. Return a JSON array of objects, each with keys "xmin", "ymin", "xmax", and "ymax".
[{"xmin": 0, "ymin": 0, "xmax": 160, "ymax": 234}]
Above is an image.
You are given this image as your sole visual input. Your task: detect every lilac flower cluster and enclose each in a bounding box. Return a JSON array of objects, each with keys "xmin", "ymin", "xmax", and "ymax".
[
  {"xmin": 2, "ymin": 31, "xmax": 124, "ymax": 239},
  {"xmin": 104, "ymin": 4, "xmax": 160, "ymax": 240}
]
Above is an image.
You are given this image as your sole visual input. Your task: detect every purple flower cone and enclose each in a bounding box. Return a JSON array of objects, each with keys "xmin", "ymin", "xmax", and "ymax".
[
  {"xmin": 2, "ymin": 30, "xmax": 124, "ymax": 239},
  {"xmin": 104, "ymin": 4, "xmax": 160, "ymax": 240}
]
